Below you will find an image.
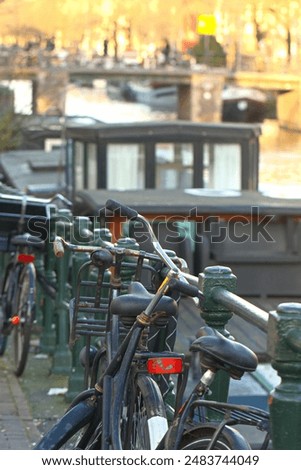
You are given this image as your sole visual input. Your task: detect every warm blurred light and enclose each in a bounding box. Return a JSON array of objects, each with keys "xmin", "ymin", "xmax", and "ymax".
[
  {"xmin": 244, "ymin": 23, "xmax": 254, "ymax": 36},
  {"xmin": 0, "ymin": 0, "xmax": 299, "ymax": 68}
]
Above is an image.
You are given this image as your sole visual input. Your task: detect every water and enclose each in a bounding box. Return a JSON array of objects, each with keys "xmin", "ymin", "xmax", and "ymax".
[
  {"xmin": 64, "ymin": 81, "xmax": 177, "ymax": 123},
  {"xmin": 259, "ymin": 120, "xmax": 301, "ymax": 196},
  {"xmin": 0, "ymin": 79, "xmax": 32, "ymax": 114}
]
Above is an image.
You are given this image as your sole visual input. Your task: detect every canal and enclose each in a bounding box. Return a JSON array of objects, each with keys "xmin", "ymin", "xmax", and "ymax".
[{"xmin": 259, "ymin": 120, "xmax": 301, "ymax": 195}]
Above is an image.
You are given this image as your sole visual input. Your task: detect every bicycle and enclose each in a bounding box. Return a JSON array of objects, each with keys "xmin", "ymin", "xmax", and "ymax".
[
  {"xmin": 0, "ymin": 192, "xmax": 72, "ymax": 376},
  {"xmin": 34, "ymin": 199, "xmax": 270, "ymax": 451},
  {"xmin": 162, "ymin": 326, "xmax": 270, "ymax": 450}
]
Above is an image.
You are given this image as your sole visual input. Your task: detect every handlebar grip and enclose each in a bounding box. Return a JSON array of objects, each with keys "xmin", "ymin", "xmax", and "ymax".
[
  {"xmin": 105, "ymin": 199, "xmax": 138, "ymax": 220},
  {"xmin": 53, "ymin": 237, "xmax": 65, "ymax": 257},
  {"xmin": 169, "ymin": 278, "xmax": 205, "ymax": 304}
]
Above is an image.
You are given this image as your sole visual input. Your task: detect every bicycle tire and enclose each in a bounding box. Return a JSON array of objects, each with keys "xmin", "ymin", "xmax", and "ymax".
[
  {"xmin": 0, "ymin": 262, "xmax": 17, "ymax": 356},
  {"xmin": 0, "ymin": 335, "xmax": 7, "ymax": 356},
  {"xmin": 179, "ymin": 424, "xmax": 251, "ymax": 450},
  {"xmin": 122, "ymin": 373, "xmax": 168, "ymax": 450},
  {"xmin": 35, "ymin": 395, "xmax": 99, "ymax": 450},
  {"xmin": 12, "ymin": 263, "xmax": 36, "ymax": 377}
]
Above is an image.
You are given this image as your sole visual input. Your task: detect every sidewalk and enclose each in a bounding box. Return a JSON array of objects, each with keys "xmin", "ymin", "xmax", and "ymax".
[
  {"xmin": 0, "ymin": 355, "xmax": 41, "ymax": 449},
  {"xmin": 0, "ymin": 343, "xmax": 68, "ymax": 450}
]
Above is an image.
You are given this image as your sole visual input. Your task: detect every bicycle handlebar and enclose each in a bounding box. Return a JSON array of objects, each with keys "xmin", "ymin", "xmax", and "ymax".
[
  {"xmin": 53, "ymin": 237, "xmax": 65, "ymax": 258},
  {"xmin": 105, "ymin": 199, "xmax": 183, "ymax": 277},
  {"xmin": 106, "ymin": 198, "xmax": 138, "ymax": 220},
  {"xmin": 53, "ymin": 198, "xmax": 203, "ymax": 303},
  {"xmin": 21, "ymin": 192, "xmax": 73, "ymax": 208},
  {"xmin": 53, "ymin": 236, "xmax": 164, "ymax": 263},
  {"xmin": 168, "ymin": 278, "xmax": 204, "ymax": 303},
  {"xmin": 105, "ymin": 199, "xmax": 203, "ymax": 304},
  {"xmin": 49, "ymin": 193, "xmax": 73, "ymax": 208}
]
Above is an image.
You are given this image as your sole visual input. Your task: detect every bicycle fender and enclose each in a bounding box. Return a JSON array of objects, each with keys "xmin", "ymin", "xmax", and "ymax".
[
  {"xmin": 179, "ymin": 423, "xmax": 251, "ymax": 450},
  {"xmin": 34, "ymin": 398, "xmax": 97, "ymax": 450}
]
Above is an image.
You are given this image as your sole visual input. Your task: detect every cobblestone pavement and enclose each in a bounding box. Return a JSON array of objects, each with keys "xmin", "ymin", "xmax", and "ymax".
[
  {"xmin": 0, "ymin": 355, "xmax": 41, "ymax": 450},
  {"xmin": 0, "ymin": 342, "xmax": 69, "ymax": 450}
]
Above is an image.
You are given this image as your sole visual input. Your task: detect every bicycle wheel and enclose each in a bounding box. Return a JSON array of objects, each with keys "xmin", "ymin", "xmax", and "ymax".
[
  {"xmin": 35, "ymin": 395, "xmax": 100, "ymax": 450},
  {"xmin": 12, "ymin": 263, "xmax": 36, "ymax": 377},
  {"xmin": 0, "ymin": 262, "xmax": 16, "ymax": 356},
  {"xmin": 179, "ymin": 424, "xmax": 251, "ymax": 450},
  {"xmin": 0, "ymin": 334, "xmax": 7, "ymax": 356},
  {"xmin": 122, "ymin": 373, "xmax": 168, "ymax": 450}
]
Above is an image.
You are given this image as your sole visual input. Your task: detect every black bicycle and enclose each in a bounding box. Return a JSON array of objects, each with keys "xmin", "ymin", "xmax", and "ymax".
[
  {"xmin": 34, "ymin": 199, "xmax": 270, "ymax": 450},
  {"xmin": 0, "ymin": 192, "xmax": 72, "ymax": 376},
  {"xmin": 34, "ymin": 199, "xmax": 203, "ymax": 450},
  {"xmin": 0, "ymin": 233, "xmax": 47, "ymax": 376}
]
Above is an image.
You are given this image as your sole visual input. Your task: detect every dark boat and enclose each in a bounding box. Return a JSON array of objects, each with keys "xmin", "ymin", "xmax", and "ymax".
[
  {"xmin": 222, "ymin": 86, "xmax": 267, "ymax": 123},
  {"xmin": 121, "ymin": 81, "xmax": 177, "ymax": 111}
]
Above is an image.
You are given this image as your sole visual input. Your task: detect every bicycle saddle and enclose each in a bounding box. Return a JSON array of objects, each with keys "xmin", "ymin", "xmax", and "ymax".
[
  {"xmin": 190, "ymin": 328, "xmax": 258, "ymax": 379},
  {"xmin": 109, "ymin": 281, "xmax": 178, "ymax": 326},
  {"xmin": 11, "ymin": 233, "xmax": 45, "ymax": 249}
]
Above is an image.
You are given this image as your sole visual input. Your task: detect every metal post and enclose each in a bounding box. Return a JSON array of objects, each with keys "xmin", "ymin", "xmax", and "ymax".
[
  {"xmin": 32, "ymin": 249, "xmax": 45, "ymax": 329},
  {"xmin": 268, "ymin": 302, "xmax": 301, "ymax": 449},
  {"xmin": 65, "ymin": 216, "xmax": 93, "ymax": 401},
  {"xmin": 116, "ymin": 237, "xmax": 140, "ymax": 288},
  {"xmin": 39, "ymin": 205, "xmax": 58, "ymax": 354},
  {"xmin": 51, "ymin": 209, "xmax": 73, "ymax": 375},
  {"xmin": 198, "ymin": 265, "xmax": 237, "ymax": 402}
]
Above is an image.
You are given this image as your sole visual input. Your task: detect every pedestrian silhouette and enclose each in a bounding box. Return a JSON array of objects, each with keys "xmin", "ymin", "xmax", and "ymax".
[{"xmin": 162, "ymin": 39, "xmax": 171, "ymax": 65}]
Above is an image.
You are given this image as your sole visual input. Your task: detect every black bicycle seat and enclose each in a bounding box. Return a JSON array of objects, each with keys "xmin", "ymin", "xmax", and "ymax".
[
  {"xmin": 190, "ymin": 329, "xmax": 258, "ymax": 379},
  {"xmin": 110, "ymin": 281, "xmax": 178, "ymax": 322}
]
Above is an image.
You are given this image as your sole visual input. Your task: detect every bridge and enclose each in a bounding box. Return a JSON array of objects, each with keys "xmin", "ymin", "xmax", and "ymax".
[
  {"xmin": 1, "ymin": 64, "xmax": 300, "ymax": 89},
  {"xmin": 0, "ymin": 65, "xmax": 300, "ymax": 126}
]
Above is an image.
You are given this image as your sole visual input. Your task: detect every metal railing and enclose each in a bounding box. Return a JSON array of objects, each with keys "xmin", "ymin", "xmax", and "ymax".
[{"xmin": 198, "ymin": 264, "xmax": 301, "ymax": 450}]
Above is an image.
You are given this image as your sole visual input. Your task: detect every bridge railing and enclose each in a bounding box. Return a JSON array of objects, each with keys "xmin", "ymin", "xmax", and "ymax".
[{"xmin": 198, "ymin": 265, "xmax": 301, "ymax": 450}]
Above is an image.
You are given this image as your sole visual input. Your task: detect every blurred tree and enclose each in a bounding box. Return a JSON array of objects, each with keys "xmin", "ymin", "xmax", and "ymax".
[
  {"xmin": 269, "ymin": 7, "xmax": 292, "ymax": 64},
  {"xmin": 0, "ymin": 0, "xmax": 300, "ymax": 70},
  {"xmin": 189, "ymin": 35, "xmax": 226, "ymax": 66},
  {"xmin": 0, "ymin": 112, "xmax": 22, "ymax": 151}
]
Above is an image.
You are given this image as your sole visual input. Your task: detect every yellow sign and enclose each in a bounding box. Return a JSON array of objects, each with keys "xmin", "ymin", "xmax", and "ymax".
[{"xmin": 197, "ymin": 14, "xmax": 217, "ymax": 36}]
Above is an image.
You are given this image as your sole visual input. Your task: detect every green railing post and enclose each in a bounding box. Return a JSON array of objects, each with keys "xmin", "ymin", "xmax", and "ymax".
[
  {"xmin": 268, "ymin": 302, "xmax": 301, "ymax": 449},
  {"xmin": 51, "ymin": 208, "xmax": 73, "ymax": 375},
  {"xmin": 116, "ymin": 237, "xmax": 140, "ymax": 288},
  {"xmin": 32, "ymin": 249, "xmax": 46, "ymax": 338},
  {"xmin": 39, "ymin": 205, "xmax": 58, "ymax": 354},
  {"xmin": 0, "ymin": 252, "xmax": 8, "ymax": 285},
  {"xmin": 198, "ymin": 265, "xmax": 237, "ymax": 402},
  {"xmin": 65, "ymin": 216, "xmax": 93, "ymax": 401}
]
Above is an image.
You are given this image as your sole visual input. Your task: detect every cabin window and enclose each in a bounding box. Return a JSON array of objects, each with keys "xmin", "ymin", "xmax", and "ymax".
[
  {"xmin": 87, "ymin": 143, "xmax": 97, "ymax": 190},
  {"xmin": 74, "ymin": 142, "xmax": 98, "ymax": 190},
  {"xmin": 204, "ymin": 143, "xmax": 241, "ymax": 190},
  {"xmin": 107, "ymin": 144, "xmax": 144, "ymax": 190},
  {"xmin": 155, "ymin": 143, "xmax": 193, "ymax": 189},
  {"xmin": 74, "ymin": 141, "xmax": 84, "ymax": 190}
]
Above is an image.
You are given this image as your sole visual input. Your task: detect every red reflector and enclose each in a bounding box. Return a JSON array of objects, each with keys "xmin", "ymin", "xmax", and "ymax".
[
  {"xmin": 11, "ymin": 316, "xmax": 20, "ymax": 326},
  {"xmin": 18, "ymin": 253, "xmax": 35, "ymax": 264},
  {"xmin": 147, "ymin": 357, "xmax": 183, "ymax": 374}
]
